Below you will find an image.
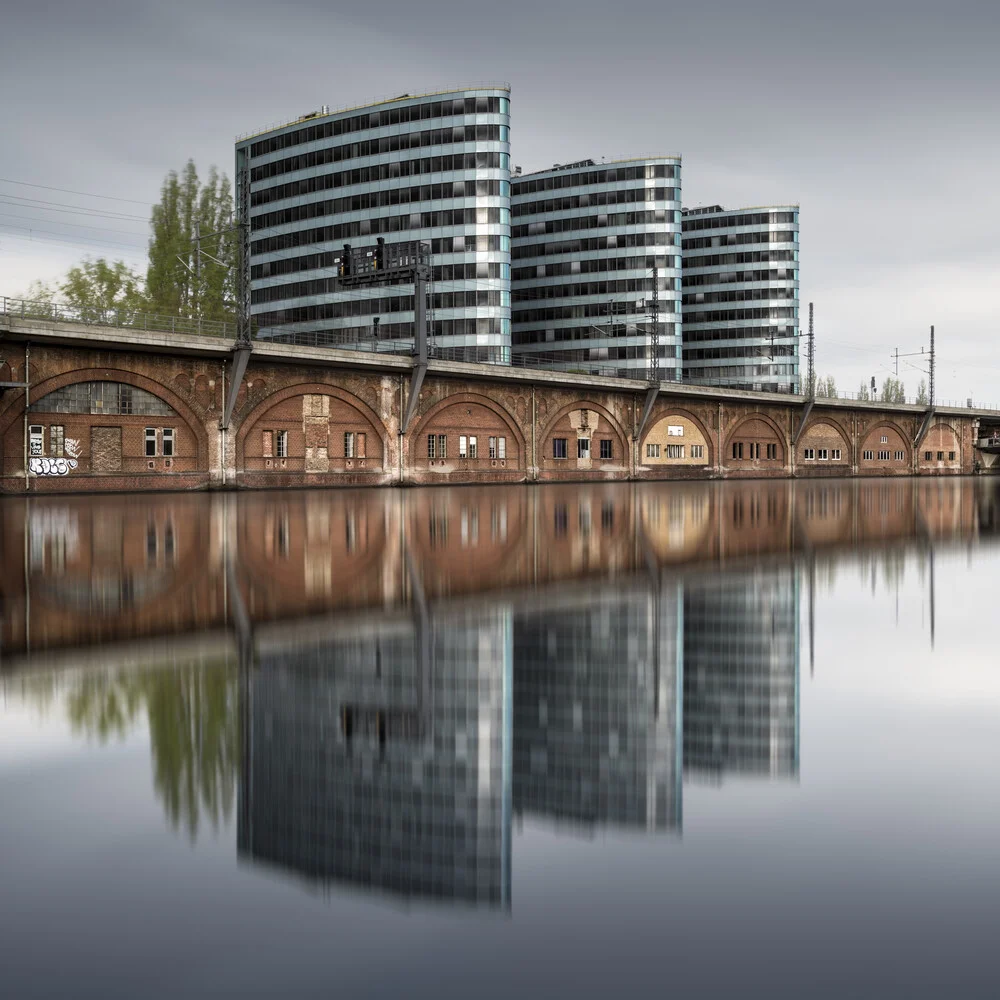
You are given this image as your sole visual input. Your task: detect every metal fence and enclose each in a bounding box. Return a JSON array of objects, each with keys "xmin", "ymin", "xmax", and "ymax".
[{"xmin": 1, "ymin": 296, "xmax": 235, "ymax": 339}]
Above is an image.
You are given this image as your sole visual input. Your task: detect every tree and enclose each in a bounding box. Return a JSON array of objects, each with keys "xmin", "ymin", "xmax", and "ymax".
[
  {"xmin": 916, "ymin": 378, "xmax": 929, "ymax": 405},
  {"xmin": 815, "ymin": 375, "xmax": 837, "ymax": 398},
  {"xmin": 881, "ymin": 377, "xmax": 906, "ymax": 404},
  {"xmin": 858, "ymin": 382, "xmax": 871, "ymax": 401},
  {"xmin": 146, "ymin": 160, "xmax": 236, "ymax": 323},
  {"xmin": 60, "ymin": 258, "xmax": 145, "ymax": 320}
]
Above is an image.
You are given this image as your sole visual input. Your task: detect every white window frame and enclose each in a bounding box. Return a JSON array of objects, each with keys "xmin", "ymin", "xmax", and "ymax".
[
  {"xmin": 162, "ymin": 427, "xmax": 174, "ymax": 458},
  {"xmin": 276, "ymin": 430, "xmax": 288, "ymax": 458},
  {"xmin": 145, "ymin": 427, "xmax": 157, "ymax": 457}
]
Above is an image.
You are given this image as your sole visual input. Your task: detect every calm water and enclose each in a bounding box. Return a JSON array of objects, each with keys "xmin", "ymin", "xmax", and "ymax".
[{"xmin": 2, "ymin": 479, "xmax": 999, "ymax": 999}]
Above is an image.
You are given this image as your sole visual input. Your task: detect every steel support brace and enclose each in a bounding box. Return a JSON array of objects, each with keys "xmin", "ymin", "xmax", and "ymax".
[
  {"xmin": 400, "ymin": 269, "xmax": 429, "ymax": 434},
  {"xmin": 221, "ymin": 344, "xmax": 251, "ymax": 430},
  {"xmin": 913, "ymin": 406, "xmax": 935, "ymax": 448},
  {"xmin": 636, "ymin": 385, "xmax": 659, "ymax": 443},
  {"xmin": 793, "ymin": 399, "xmax": 814, "ymax": 444}
]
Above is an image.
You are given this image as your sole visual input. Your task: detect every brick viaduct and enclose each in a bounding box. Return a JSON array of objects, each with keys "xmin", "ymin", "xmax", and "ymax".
[{"xmin": 0, "ymin": 316, "xmax": 992, "ymax": 493}]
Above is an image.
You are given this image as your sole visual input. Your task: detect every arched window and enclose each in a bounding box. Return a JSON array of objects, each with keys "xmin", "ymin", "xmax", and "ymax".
[{"xmin": 29, "ymin": 381, "xmax": 175, "ymax": 416}]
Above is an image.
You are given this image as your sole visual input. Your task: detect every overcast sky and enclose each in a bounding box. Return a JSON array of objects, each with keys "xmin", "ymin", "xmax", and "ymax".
[{"xmin": 2, "ymin": 0, "xmax": 997, "ymax": 402}]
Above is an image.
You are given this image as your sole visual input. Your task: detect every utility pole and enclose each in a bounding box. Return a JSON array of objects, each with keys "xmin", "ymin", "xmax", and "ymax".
[
  {"xmin": 807, "ymin": 301, "xmax": 815, "ymax": 398},
  {"xmin": 193, "ymin": 220, "xmax": 201, "ymax": 320},
  {"xmin": 929, "ymin": 324, "xmax": 935, "ymax": 407}
]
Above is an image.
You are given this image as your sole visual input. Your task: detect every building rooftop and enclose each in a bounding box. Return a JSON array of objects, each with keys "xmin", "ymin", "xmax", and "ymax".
[
  {"xmin": 514, "ymin": 154, "xmax": 682, "ymax": 180},
  {"xmin": 235, "ymin": 83, "xmax": 511, "ymax": 143}
]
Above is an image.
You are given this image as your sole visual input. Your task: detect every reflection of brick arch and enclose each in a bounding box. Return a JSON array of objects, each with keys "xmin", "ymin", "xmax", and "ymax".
[
  {"xmin": 643, "ymin": 407, "xmax": 715, "ymax": 465},
  {"xmin": 725, "ymin": 412, "xmax": 787, "ymax": 458},
  {"xmin": 235, "ymin": 382, "xmax": 388, "ymax": 466},
  {"xmin": 538, "ymin": 400, "xmax": 629, "ymax": 456},
  {"xmin": 410, "ymin": 392, "xmax": 526, "ymax": 459},
  {"xmin": 800, "ymin": 418, "xmax": 852, "ymax": 453},
  {"xmin": 0, "ymin": 367, "xmax": 209, "ymax": 466},
  {"xmin": 861, "ymin": 420, "xmax": 912, "ymax": 457}
]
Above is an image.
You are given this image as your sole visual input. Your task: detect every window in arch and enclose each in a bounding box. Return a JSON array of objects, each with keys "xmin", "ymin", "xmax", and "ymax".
[{"xmin": 30, "ymin": 381, "xmax": 175, "ymax": 416}]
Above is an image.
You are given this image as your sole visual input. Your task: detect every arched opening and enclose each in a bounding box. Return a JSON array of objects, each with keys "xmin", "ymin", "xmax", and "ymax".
[
  {"xmin": 859, "ymin": 423, "xmax": 910, "ymax": 472},
  {"xmin": 725, "ymin": 415, "xmax": 786, "ymax": 468},
  {"xmin": 410, "ymin": 393, "xmax": 524, "ymax": 481},
  {"xmin": 640, "ymin": 412, "xmax": 712, "ymax": 468},
  {"xmin": 238, "ymin": 385, "xmax": 385, "ymax": 475},
  {"xmin": 538, "ymin": 402, "xmax": 627, "ymax": 476},
  {"xmin": 798, "ymin": 419, "xmax": 851, "ymax": 469},
  {"xmin": 918, "ymin": 423, "xmax": 961, "ymax": 471}
]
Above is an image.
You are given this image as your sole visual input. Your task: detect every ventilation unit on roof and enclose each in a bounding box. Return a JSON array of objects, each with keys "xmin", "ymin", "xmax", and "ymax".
[{"xmin": 320, "ymin": 105, "xmax": 329, "ymax": 114}]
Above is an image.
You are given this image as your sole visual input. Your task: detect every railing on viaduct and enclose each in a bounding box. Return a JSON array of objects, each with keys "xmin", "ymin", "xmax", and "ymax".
[{"xmin": 4, "ymin": 295, "xmax": 1000, "ymax": 413}]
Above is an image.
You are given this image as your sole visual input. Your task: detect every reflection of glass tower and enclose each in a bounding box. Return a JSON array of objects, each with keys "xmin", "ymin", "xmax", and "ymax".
[
  {"xmin": 683, "ymin": 570, "xmax": 799, "ymax": 778},
  {"xmin": 238, "ymin": 608, "xmax": 512, "ymax": 907},
  {"xmin": 513, "ymin": 586, "xmax": 682, "ymax": 832}
]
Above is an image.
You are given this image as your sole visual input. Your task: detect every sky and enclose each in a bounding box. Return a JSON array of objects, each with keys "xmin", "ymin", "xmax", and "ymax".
[{"xmin": 2, "ymin": 0, "xmax": 998, "ymax": 403}]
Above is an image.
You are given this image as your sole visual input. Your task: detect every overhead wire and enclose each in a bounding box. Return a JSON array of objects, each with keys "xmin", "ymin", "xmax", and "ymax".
[{"xmin": 0, "ymin": 176, "xmax": 151, "ymax": 206}]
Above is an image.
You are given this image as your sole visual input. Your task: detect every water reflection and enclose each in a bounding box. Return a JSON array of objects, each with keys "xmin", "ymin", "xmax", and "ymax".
[{"xmin": 3, "ymin": 478, "xmax": 998, "ymax": 911}]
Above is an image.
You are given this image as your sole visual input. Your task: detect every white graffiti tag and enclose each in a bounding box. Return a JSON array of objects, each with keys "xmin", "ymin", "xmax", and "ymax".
[
  {"xmin": 65, "ymin": 438, "xmax": 82, "ymax": 459},
  {"xmin": 29, "ymin": 457, "xmax": 79, "ymax": 476}
]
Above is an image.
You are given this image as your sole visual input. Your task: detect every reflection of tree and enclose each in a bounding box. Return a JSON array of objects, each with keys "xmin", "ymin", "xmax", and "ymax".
[
  {"xmin": 143, "ymin": 663, "xmax": 239, "ymax": 840},
  {"xmin": 21, "ymin": 659, "xmax": 239, "ymax": 842}
]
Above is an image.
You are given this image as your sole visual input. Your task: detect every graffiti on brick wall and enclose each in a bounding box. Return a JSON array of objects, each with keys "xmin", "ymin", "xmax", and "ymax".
[{"xmin": 29, "ymin": 457, "xmax": 79, "ymax": 476}]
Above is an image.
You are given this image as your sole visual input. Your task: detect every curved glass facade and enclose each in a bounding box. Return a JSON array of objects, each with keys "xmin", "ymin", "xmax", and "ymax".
[
  {"xmin": 510, "ymin": 158, "xmax": 683, "ymax": 379},
  {"xmin": 236, "ymin": 88, "xmax": 512, "ymax": 361},
  {"xmin": 682, "ymin": 205, "xmax": 800, "ymax": 392}
]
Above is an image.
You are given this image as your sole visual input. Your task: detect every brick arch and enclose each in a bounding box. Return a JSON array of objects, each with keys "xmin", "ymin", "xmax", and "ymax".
[
  {"xmin": 538, "ymin": 400, "xmax": 629, "ymax": 457},
  {"xmin": 725, "ymin": 411, "xmax": 787, "ymax": 461},
  {"xmin": 861, "ymin": 420, "xmax": 912, "ymax": 457},
  {"xmin": 799, "ymin": 418, "xmax": 852, "ymax": 458},
  {"xmin": 409, "ymin": 392, "xmax": 527, "ymax": 458},
  {"xmin": 0, "ymin": 367, "xmax": 209, "ymax": 466},
  {"xmin": 235, "ymin": 382, "xmax": 389, "ymax": 468},
  {"xmin": 641, "ymin": 406, "xmax": 715, "ymax": 466}
]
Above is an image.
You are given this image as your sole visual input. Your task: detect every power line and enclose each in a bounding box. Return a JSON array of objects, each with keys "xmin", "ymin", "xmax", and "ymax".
[
  {"xmin": 0, "ymin": 212, "xmax": 149, "ymax": 239},
  {"xmin": 0, "ymin": 227, "xmax": 148, "ymax": 257},
  {"xmin": 0, "ymin": 176, "xmax": 151, "ymax": 206},
  {"xmin": 0, "ymin": 195, "xmax": 147, "ymax": 223}
]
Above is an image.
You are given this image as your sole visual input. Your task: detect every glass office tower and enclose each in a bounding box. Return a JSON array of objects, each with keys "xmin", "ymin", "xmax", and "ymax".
[
  {"xmin": 682, "ymin": 205, "xmax": 800, "ymax": 392},
  {"xmin": 236, "ymin": 87, "xmax": 512, "ymax": 361},
  {"xmin": 510, "ymin": 158, "xmax": 683, "ymax": 379}
]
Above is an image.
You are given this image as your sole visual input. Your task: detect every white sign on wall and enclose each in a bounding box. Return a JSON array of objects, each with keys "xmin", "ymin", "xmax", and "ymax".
[{"xmin": 667, "ymin": 425, "xmax": 684, "ymax": 437}]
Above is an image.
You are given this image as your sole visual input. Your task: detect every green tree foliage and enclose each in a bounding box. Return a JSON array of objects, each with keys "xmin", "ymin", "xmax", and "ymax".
[
  {"xmin": 916, "ymin": 378, "xmax": 929, "ymax": 405},
  {"xmin": 881, "ymin": 377, "xmax": 906, "ymax": 403},
  {"xmin": 146, "ymin": 161, "xmax": 236, "ymax": 323},
  {"xmin": 60, "ymin": 258, "xmax": 145, "ymax": 320},
  {"xmin": 815, "ymin": 375, "xmax": 837, "ymax": 398},
  {"xmin": 858, "ymin": 382, "xmax": 871, "ymax": 401}
]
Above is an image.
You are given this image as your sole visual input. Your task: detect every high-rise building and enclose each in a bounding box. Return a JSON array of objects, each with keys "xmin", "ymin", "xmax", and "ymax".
[
  {"xmin": 681, "ymin": 205, "xmax": 800, "ymax": 392},
  {"xmin": 236, "ymin": 87, "xmax": 512, "ymax": 361},
  {"xmin": 510, "ymin": 158, "xmax": 683, "ymax": 379}
]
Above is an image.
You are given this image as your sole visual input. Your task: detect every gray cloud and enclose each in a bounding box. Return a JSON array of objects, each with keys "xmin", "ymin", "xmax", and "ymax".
[{"xmin": 2, "ymin": 0, "xmax": 997, "ymax": 400}]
